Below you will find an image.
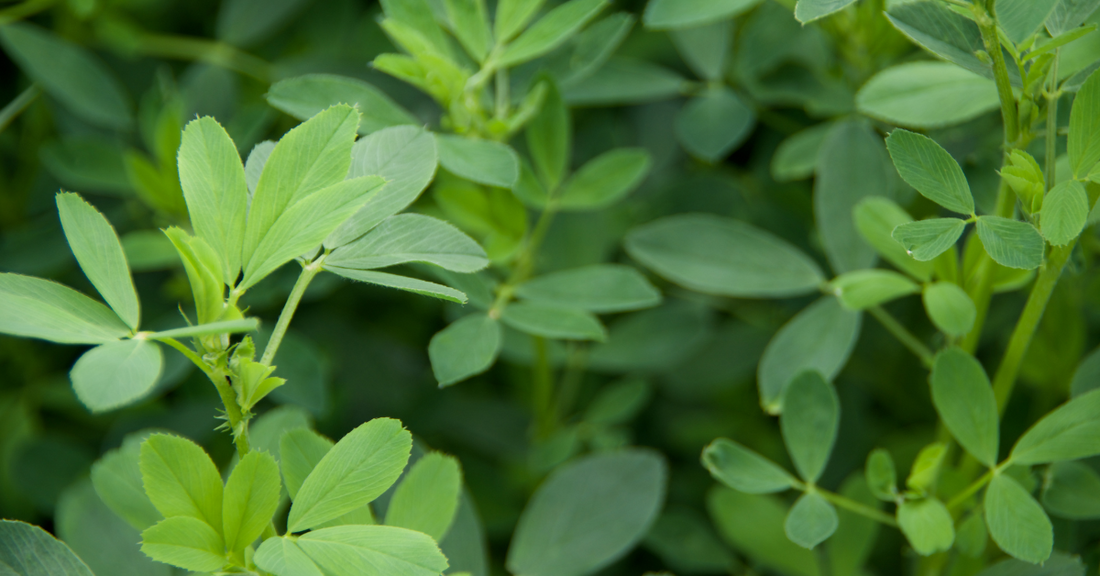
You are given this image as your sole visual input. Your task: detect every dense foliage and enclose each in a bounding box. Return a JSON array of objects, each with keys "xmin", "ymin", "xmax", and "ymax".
[{"xmin": 2, "ymin": 0, "xmax": 1100, "ymax": 575}]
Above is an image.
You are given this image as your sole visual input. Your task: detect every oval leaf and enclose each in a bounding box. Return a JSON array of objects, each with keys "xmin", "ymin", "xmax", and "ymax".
[
  {"xmin": 701, "ymin": 438, "xmax": 796, "ymax": 494},
  {"xmin": 929, "ymin": 348, "xmax": 999, "ymax": 467},
  {"xmin": 780, "ymin": 371, "xmax": 840, "ymax": 483},
  {"xmin": 984, "ymin": 473, "xmax": 1053, "ymax": 564},
  {"xmin": 885, "ymin": 129, "xmax": 974, "ymax": 215},
  {"xmin": 428, "ymin": 313, "xmax": 502, "ymax": 387},
  {"xmin": 0, "ymin": 273, "xmax": 129, "ymax": 345},
  {"xmin": 71, "ymin": 339, "xmax": 163, "ymax": 413},
  {"xmin": 975, "ymin": 216, "xmax": 1045, "ymax": 270},
  {"xmin": 326, "ymin": 213, "xmax": 488, "ymax": 273}
]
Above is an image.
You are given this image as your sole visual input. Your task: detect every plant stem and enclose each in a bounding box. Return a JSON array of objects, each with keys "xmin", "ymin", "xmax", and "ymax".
[
  {"xmin": 815, "ymin": 544, "xmax": 834, "ymax": 576},
  {"xmin": 495, "ymin": 68, "xmax": 510, "ymax": 120},
  {"xmin": 489, "ymin": 199, "xmax": 560, "ymax": 317},
  {"xmin": 160, "ymin": 337, "xmax": 250, "ymax": 456},
  {"xmin": 814, "ymin": 486, "xmax": 899, "ymax": 527},
  {"xmin": 947, "ymin": 469, "xmax": 994, "ymax": 510},
  {"xmin": 261, "ymin": 260, "xmax": 323, "ymax": 366},
  {"xmin": 990, "ymin": 242, "xmax": 1074, "ymax": 413},
  {"xmin": 961, "ymin": 182, "xmax": 1015, "ymax": 353},
  {"xmin": 977, "ymin": 2, "xmax": 1019, "ymax": 147},
  {"xmin": 869, "ymin": 306, "xmax": 934, "ymax": 367},
  {"xmin": 0, "ymin": 85, "xmax": 39, "ymax": 135},
  {"xmin": 133, "ymin": 34, "xmax": 273, "ymax": 83}
]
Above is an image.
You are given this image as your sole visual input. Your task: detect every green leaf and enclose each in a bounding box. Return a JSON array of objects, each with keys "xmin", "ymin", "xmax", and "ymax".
[
  {"xmin": 854, "ymin": 197, "xmax": 934, "ymax": 281},
  {"xmin": 0, "ymin": 520, "xmax": 95, "ymax": 576},
  {"xmin": 495, "ymin": 0, "xmax": 545, "ymax": 42},
  {"xmin": 930, "ymin": 348, "xmax": 999, "ymax": 467},
  {"xmin": 816, "ymin": 120, "xmax": 894, "ymax": 273},
  {"xmin": 558, "ymin": 148, "xmax": 651, "ymax": 210},
  {"xmin": 865, "ymin": 449, "xmax": 897, "ymax": 501},
  {"xmin": 1010, "ymin": 388, "xmax": 1100, "ymax": 465},
  {"xmin": 145, "ymin": 318, "xmax": 259, "ymax": 341},
  {"xmin": 670, "ymin": 20, "xmax": 731, "ymax": 81},
  {"xmin": 1069, "ymin": 69, "xmax": 1100, "ymax": 179},
  {"xmin": 781, "ymin": 371, "xmax": 840, "ymax": 483},
  {"xmin": 1046, "ymin": 0, "xmax": 1100, "ymax": 35},
  {"xmin": 163, "ymin": 228, "xmax": 226, "ymax": 325},
  {"xmin": 288, "ymin": 418, "xmax": 412, "ymax": 532},
  {"xmin": 385, "ymin": 453, "xmax": 462, "ymax": 541},
  {"xmin": 242, "ymin": 104, "xmax": 359, "ymax": 267},
  {"xmin": 771, "ymin": 123, "xmax": 832, "ymax": 183},
  {"xmin": 831, "ymin": 269, "xmax": 920, "ymax": 310},
  {"xmin": 71, "ymin": 339, "xmax": 163, "ymax": 412},
  {"xmin": 674, "ymin": 87, "xmax": 755, "ymax": 163},
  {"xmin": 976, "ymin": 216, "xmax": 1045, "ymax": 270},
  {"xmin": 256, "ymin": 525, "xmax": 448, "ymax": 576},
  {"xmin": 379, "ymin": 0, "xmax": 457, "ymax": 61},
  {"xmin": 907, "ymin": 443, "xmax": 947, "ymax": 492},
  {"xmin": 139, "ymin": 433, "xmax": 224, "ymax": 529},
  {"xmin": 122, "ymin": 230, "xmax": 180, "ymax": 272},
  {"xmin": 892, "ymin": 218, "xmax": 967, "ymax": 261},
  {"xmin": 955, "ymin": 510, "xmax": 987, "ymax": 558},
  {"xmin": 56, "ymin": 193, "xmax": 140, "ymax": 330},
  {"xmin": 91, "ymin": 440, "xmax": 162, "ymax": 531},
  {"xmin": 500, "ymin": 302, "xmax": 606, "ymax": 341},
  {"xmin": 1042, "ymin": 461, "xmax": 1100, "ymax": 519},
  {"xmin": 897, "ymin": 498, "xmax": 954, "ymax": 556},
  {"xmin": 241, "ymin": 176, "xmax": 385, "ymax": 289},
  {"xmin": 507, "ymin": 450, "xmax": 666, "ymax": 576},
  {"xmin": 795, "ymin": 0, "xmax": 857, "ymax": 24},
  {"xmin": 251, "ymin": 535, "xmax": 322, "ymax": 576},
  {"xmin": 514, "ymin": 264, "xmax": 661, "ymax": 312},
  {"xmin": 643, "ymin": 0, "xmax": 763, "ymax": 29},
  {"xmin": 585, "ymin": 378, "xmax": 651, "ymax": 425},
  {"xmin": 886, "ymin": 129, "xmax": 974, "ymax": 215},
  {"xmin": 56, "ymin": 479, "xmax": 170, "ymax": 576},
  {"xmin": 998, "ymin": 0, "xmax": 1060, "ymax": 42},
  {"xmin": 702, "ymin": 438, "xmax": 795, "ymax": 494},
  {"xmin": 499, "ymin": 0, "xmax": 607, "ymax": 67},
  {"xmin": 279, "ymin": 427, "xmax": 333, "ymax": 501},
  {"xmin": 0, "ymin": 23, "xmax": 131, "ymax": 129},
  {"xmin": 140, "ymin": 516, "xmax": 226, "ymax": 573},
  {"xmin": 325, "ymin": 268, "xmax": 468, "ymax": 304},
  {"xmin": 562, "ymin": 57, "xmax": 685, "ymax": 106},
  {"xmin": 984, "ymin": 473, "xmax": 1053, "ymax": 564},
  {"xmin": 0, "ymin": 273, "xmax": 130, "ymax": 344},
  {"xmin": 326, "ymin": 126, "xmax": 439, "ymax": 249},
  {"xmin": 245, "ymin": 141, "xmax": 275, "ymax": 194},
  {"xmin": 758, "ymin": 297, "xmax": 861, "ymax": 413},
  {"xmin": 784, "ymin": 491, "xmax": 838, "ymax": 549},
  {"xmin": 857, "ymin": 62, "xmax": 1000, "ymax": 129},
  {"xmin": 1041, "ymin": 181, "xmax": 1089, "ymax": 246},
  {"xmin": 526, "ymin": 77, "xmax": 570, "ymax": 191},
  {"xmin": 707, "ymin": 489, "xmax": 817, "ymax": 576},
  {"xmin": 216, "ymin": 0, "xmax": 314, "ymax": 47},
  {"xmin": 326, "ymin": 214, "xmax": 488, "ymax": 273},
  {"xmin": 828, "ymin": 477, "xmax": 881, "ymax": 575},
  {"xmin": 923, "ymin": 282, "xmax": 976, "ymax": 337},
  {"xmin": 445, "ymin": 0, "xmax": 493, "ymax": 61},
  {"xmin": 428, "ymin": 314, "xmax": 502, "ymax": 386},
  {"xmin": 40, "ymin": 135, "xmax": 132, "ymax": 196},
  {"xmin": 223, "ymin": 450, "xmax": 280, "ymax": 554},
  {"xmin": 177, "ymin": 117, "xmax": 249, "ymax": 281},
  {"xmin": 625, "ymin": 214, "xmax": 824, "ymax": 298},
  {"xmin": 435, "ymin": 135, "xmax": 520, "ymax": 188},
  {"xmin": 267, "ymin": 74, "xmax": 418, "ymax": 136}
]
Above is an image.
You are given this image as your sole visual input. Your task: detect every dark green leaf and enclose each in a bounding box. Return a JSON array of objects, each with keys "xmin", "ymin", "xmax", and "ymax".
[
  {"xmin": 1041, "ymin": 461, "xmax": 1100, "ymax": 519},
  {"xmin": 514, "ymin": 264, "xmax": 661, "ymax": 312},
  {"xmin": 1010, "ymin": 388, "xmax": 1100, "ymax": 465},
  {"xmin": 670, "ymin": 20, "xmax": 731, "ymax": 81},
  {"xmin": 526, "ymin": 77, "xmax": 570, "ymax": 191},
  {"xmin": 780, "ymin": 371, "xmax": 839, "ymax": 484},
  {"xmin": 429, "ymin": 313, "xmax": 502, "ymax": 386},
  {"xmin": 500, "ymin": 302, "xmax": 606, "ymax": 341},
  {"xmin": 674, "ymin": 87, "xmax": 755, "ymax": 162},
  {"xmin": 930, "ymin": 348, "xmax": 999, "ymax": 467},
  {"xmin": 266, "ymin": 75, "xmax": 418, "ymax": 136},
  {"xmin": 0, "ymin": 520, "xmax": 95, "ymax": 576},
  {"xmin": 643, "ymin": 0, "xmax": 763, "ymax": 29},
  {"xmin": 562, "ymin": 58, "xmax": 685, "ymax": 106},
  {"xmin": 857, "ymin": 62, "xmax": 999, "ymax": 129},
  {"xmin": 892, "ymin": 218, "xmax": 967, "ymax": 261},
  {"xmin": 795, "ymin": 0, "xmax": 857, "ymax": 24},
  {"xmin": 772, "ymin": 123, "xmax": 832, "ymax": 183},
  {"xmin": 558, "ymin": 148, "xmax": 651, "ymax": 210}
]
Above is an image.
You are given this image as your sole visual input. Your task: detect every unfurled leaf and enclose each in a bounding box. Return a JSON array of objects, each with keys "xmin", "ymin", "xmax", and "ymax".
[
  {"xmin": 892, "ymin": 218, "xmax": 967, "ymax": 261},
  {"xmin": 499, "ymin": 0, "xmax": 607, "ymax": 67},
  {"xmin": 223, "ymin": 450, "xmax": 280, "ymax": 554},
  {"xmin": 955, "ymin": 510, "xmax": 986, "ymax": 558},
  {"xmin": 436, "ymin": 135, "xmax": 520, "ymax": 188},
  {"xmin": 526, "ymin": 77, "xmax": 570, "ymax": 191},
  {"xmin": 923, "ymin": 282, "xmax": 976, "ymax": 337},
  {"xmin": 897, "ymin": 498, "xmax": 954, "ymax": 556},
  {"xmin": 857, "ymin": 62, "xmax": 999, "ymax": 129},
  {"xmin": 163, "ymin": 227, "xmax": 226, "ymax": 324},
  {"xmin": 558, "ymin": 148, "xmax": 650, "ymax": 210},
  {"xmin": 1068, "ymin": 69, "xmax": 1100, "ymax": 179},
  {"xmin": 784, "ymin": 491, "xmax": 837, "ymax": 549},
  {"xmin": 643, "ymin": 0, "xmax": 762, "ymax": 29},
  {"xmin": 563, "ymin": 57, "xmax": 685, "ymax": 106},
  {"xmin": 795, "ymin": 0, "xmax": 857, "ymax": 24},
  {"xmin": 1002, "ymin": 150, "xmax": 1046, "ymax": 215},
  {"xmin": 772, "ymin": 123, "xmax": 832, "ymax": 183},
  {"xmin": 444, "ymin": 0, "xmax": 493, "ymax": 61},
  {"xmin": 500, "ymin": 302, "xmax": 606, "ymax": 341},
  {"xmin": 670, "ymin": 20, "xmax": 731, "ymax": 81},
  {"xmin": 886, "ymin": 129, "xmax": 974, "ymax": 215},
  {"xmin": 514, "ymin": 264, "xmax": 660, "ymax": 312},
  {"xmin": 1041, "ymin": 461, "xmax": 1100, "ymax": 519},
  {"xmin": 325, "ymin": 268, "xmax": 468, "ymax": 303},
  {"xmin": 831, "ymin": 269, "xmax": 920, "ymax": 310},
  {"xmin": 1040, "ymin": 181, "xmax": 1089, "ymax": 246},
  {"xmin": 1010, "ymin": 388, "xmax": 1100, "ymax": 465},
  {"xmin": 984, "ymin": 473, "xmax": 1053, "ymax": 564},
  {"xmin": 0, "ymin": 520, "xmax": 96, "ymax": 576},
  {"xmin": 674, "ymin": 87, "xmax": 755, "ymax": 162},
  {"xmin": 907, "ymin": 443, "xmax": 947, "ymax": 492},
  {"xmin": 854, "ymin": 197, "xmax": 934, "ymax": 281},
  {"xmin": 140, "ymin": 433, "xmax": 224, "ymax": 529},
  {"xmin": 385, "ymin": 453, "xmax": 462, "ymax": 540},
  {"xmin": 71, "ymin": 339, "xmax": 163, "ymax": 412},
  {"xmin": 256, "ymin": 525, "xmax": 448, "ymax": 576},
  {"xmin": 780, "ymin": 371, "xmax": 839, "ymax": 484},
  {"xmin": 930, "ymin": 348, "xmax": 999, "ymax": 467},
  {"xmin": 428, "ymin": 313, "xmax": 502, "ymax": 386},
  {"xmin": 91, "ymin": 440, "xmax": 162, "ymax": 531},
  {"xmin": 495, "ymin": 0, "xmax": 544, "ymax": 41},
  {"xmin": 701, "ymin": 439, "xmax": 796, "ymax": 494},
  {"xmin": 0, "ymin": 273, "xmax": 130, "ymax": 344},
  {"xmin": 326, "ymin": 214, "xmax": 488, "ymax": 273},
  {"xmin": 976, "ymin": 216, "xmax": 1045, "ymax": 270},
  {"xmin": 140, "ymin": 516, "xmax": 226, "ymax": 573},
  {"xmin": 279, "ymin": 427, "xmax": 333, "ymax": 501},
  {"xmin": 865, "ymin": 449, "xmax": 897, "ymax": 501}
]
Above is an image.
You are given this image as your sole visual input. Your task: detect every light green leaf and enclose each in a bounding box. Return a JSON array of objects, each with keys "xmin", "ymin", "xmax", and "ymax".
[
  {"xmin": 625, "ymin": 214, "xmax": 824, "ymax": 298},
  {"xmin": 267, "ymin": 74, "xmax": 418, "ymax": 136},
  {"xmin": 379, "ymin": 0, "xmax": 456, "ymax": 60},
  {"xmin": 56, "ymin": 193, "xmax": 140, "ymax": 330},
  {"xmin": 892, "ymin": 218, "xmax": 967, "ymax": 261},
  {"xmin": 177, "ymin": 116, "xmax": 249, "ymax": 281},
  {"xmin": 907, "ymin": 443, "xmax": 947, "ymax": 492},
  {"xmin": 675, "ymin": 87, "xmax": 755, "ymax": 163},
  {"xmin": 223, "ymin": 450, "xmax": 280, "ymax": 554},
  {"xmin": 71, "ymin": 339, "xmax": 163, "ymax": 412},
  {"xmin": 670, "ymin": 20, "xmax": 731, "ymax": 81},
  {"xmin": 121, "ymin": 230, "xmax": 180, "ymax": 272},
  {"xmin": 854, "ymin": 197, "xmax": 934, "ymax": 281},
  {"xmin": 785, "ymin": 491, "xmax": 838, "ymax": 549},
  {"xmin": 831, "ymin": 269, "xmax": 920, "ymax": 310},
  {"xmin": 1046, "ymin": 0, "xmax": 1100, "ymax": 35},
  {"xmin": 326, "ymin": 214, "xmax": 488, "ymax": 273},
  {"xmin": 145, "ymin": 319, "xmax": 259, "ymax": 341},
  {"xmin": 514, "ymin": 264, "xmax": 660, "ymax": 313},
  {"xmin": 857, "ymin": 62, "xmax": 999, "ymax": 129},
  {"xmin": 0, "ymin": 273, "xmax": 130, "ymax": 344},
  {"xmin": 139, "ymin": 433, "xmax": 224, "ymax": 529},
  {"xmin": 385, "ymin": 453, "xmax": 463, "ymax": 541},
  {"xmin": 923, "ymin": 282, "xmax": 976, "ymax": 337},
  {"xmin": 91, "ymin": 440, "xmax": 162, "ymax": 531},
  {"xmin": 758, "ymin": 297, "xmax": 861, "ymax": 413},
  {"xmin": 897, "ymin": 498, "xmax": 954, "ymax": 556},
  {"xmin": 781, "ymin": 371, "xmax": 840, "ymax": 484},
  {"xmin": 984, "ymin": 473, "xmax": 1053, "ymax": 564},
  {"xmin": 526, "ymin": 77, "xmax": 570, "ymax": 191},
  {"xmin": 445, "ymin": 0, "xmax": 493, "ymax": 61},
  {"xmin": 241, "ymin": 176, "xmax": 385, "ymax": 289},
  {"xmin": 163, "ymin": 228, "xmax": 226, "ymax": 325},
  {"xmin": 558, "ymin": 148, "xmax": 651, "ymax": 210},
  {"xmin": 435, "ymin": 135, "xmax": 519, "ymax": 188},
  {"xmin": 1010, "ymin": 388, "xmax": 1100, "ymax": 465},
  {"xmin": 326, "ymin": 126, "xmax": 439, "ymax": 249},
  {"xmin": 976, "ymin": 216, "xmax": 1045, "ymax": 270},
  {"xmin": 242, "ymin": 104, "xmax": 359, "ymax": 267},
  {"xmin": 562, "ymin": 57, "xmax": 685, "ymax": 106},
  {"xmin": 795, "ymin": 0, "xmax": 857, "ymax": 24},
  {"xmin": 0, "ymin": 23, "xmax": 131, "ymax": 129},
  {"xmin": 325, "ymin": 268, "xmax": 468, "ymax": 304},
  {"xmin": 998, "ymin": 0, "xmax": 1059, "ymax": 42},
  {"xmin": 1041, "ymin": 461, "xmax": 1100, "ymax": 519},
  {"xmin": 771, "ymin": 123, "xmax": 832, "ymax": 183},
  {"xmin": 252, "ymin": 535, "xmax": 323, "ymax": 576},
  {"xmin": 495, "ymin": 0, "xmax": 544, "ymax": 42},
  {"xmin": 500, "ymin": 302, "xmax": 606, "ymax": 341},
  {"xmin": 507, "ymin": 450, "xmax": 666, "ymax": 576},
  {"xmin": 245, "ymin": 141, "xmax": 275, "ymax": 195},
  {"xmin": 643, "ymin": 0, "xmax": 762, "ymax": 29},
  {"xmin": 866, "ymin": 449, "xmax": 897, "ymax": 501},
  {"xmin": 0, "ymin": 520, "xmax": 95, "ymax": 576},
  {"xmin": 288, "ymin": 418, "xmax": 412, "ymax": 532},
  {"xmin": 499, "ymin": 0, "xmax": 607, "ymax": 67},
  {"xmin": 279, "ymin": 427, "xmax": 334, "ymax": 501},
  {"xmin": 428, "ymin": 314, "xmax": 502, "ymax": 386},
  {"xmin": 1040, "ymin": 180, "xmax": 1089, "ymax": 246},
  {"xmin": 701, "ymin": 438, "xmax": 796, "ymax": 494},
  {"xmin": 140, "ymin": 516, "xmax": 225, "ymax": 573},
  {"xmin": 257, "ymin": 525, "xmax": 448, "ymax": 576},
  {"xmin": 886, "ymin": 129, "xmax": 974, "ymax": 215},
  {"xmin": 930, "ymin": 348, "xmax": 999, "ymax": 467},
  {"xmin": 1068, "ymin": 69, "xmax": 1100, "ymax": 179},
  {"xmin": 706, "ymin": 489, "xmax": 817, "ymax": 576}
]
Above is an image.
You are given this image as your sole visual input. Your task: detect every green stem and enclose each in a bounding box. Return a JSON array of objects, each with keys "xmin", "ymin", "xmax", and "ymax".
[
  {"xmin": 976, "ymin": 1, "xmax": 1019, "ymax": 147},
  {"xmin": 961, "ymin": 180, "xmax": 1015, "ymax": 353},
  {"xmin": 947, "ymin": 469, "xmax": 994, "ymax": 510},
  {"xmin": 0, "ymin": 85, "xmax": 39, "ymax": 135},
  {"xmin": 868, "ymin": 306, "xmax": 934, "ymax": 367},
  {"xmin": 812, "ymin": 485, "xmax": 899, "ymax": 527},
  {"xmin": 495, "ymin": 68, "xmax": 510, "ymax": 120},
  {"xmin": 815, "ymin": 544, "xmax": 834, "ymax": 576},
  {"xmin": 133, "ymin": 34, "xmax": 273, "ymax": 83},
  {"xmin": 489, "ymin": 200, "xmax": 559, "ymax": 317},
  {"xmin": 261, "ymin": 260, "xmax": 322, "ymax": 366}
]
